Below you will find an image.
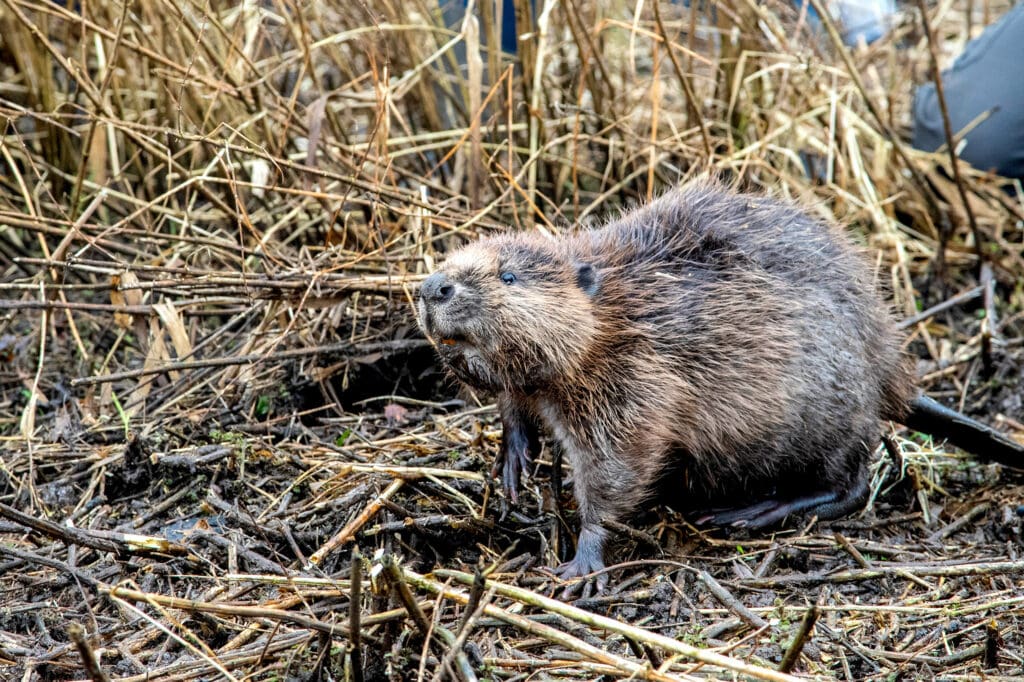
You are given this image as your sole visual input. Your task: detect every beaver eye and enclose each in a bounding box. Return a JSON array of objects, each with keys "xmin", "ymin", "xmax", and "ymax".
[{"xmin": 500, "ymin": 272, "xmax": 517, "ymax": 285}]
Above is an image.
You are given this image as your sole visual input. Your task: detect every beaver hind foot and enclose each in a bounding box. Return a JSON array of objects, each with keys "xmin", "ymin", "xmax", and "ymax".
[{"xmin": 697, "ymin": 477, "xmax": 870, "ymax": 529}]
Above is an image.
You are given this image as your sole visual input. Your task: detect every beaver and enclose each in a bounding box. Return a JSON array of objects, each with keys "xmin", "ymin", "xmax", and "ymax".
[{"xmin": 418, "ymin": 181, "xmax": 1023, "ymax": 587}]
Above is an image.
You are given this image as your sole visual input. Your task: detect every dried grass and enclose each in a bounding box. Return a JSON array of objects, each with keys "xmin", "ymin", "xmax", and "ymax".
[{"xmin": 1, "ymin": 0, "xmax": 1023, "ymax": 679}]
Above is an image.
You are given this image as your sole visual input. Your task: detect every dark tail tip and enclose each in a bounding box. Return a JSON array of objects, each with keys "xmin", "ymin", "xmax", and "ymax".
[{"xmin": 903, "ymin": 395, "xmax": 1024, "ymax": 469}]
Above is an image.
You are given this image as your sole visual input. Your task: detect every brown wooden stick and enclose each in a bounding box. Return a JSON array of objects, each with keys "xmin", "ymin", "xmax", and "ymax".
[
  {"xmin": 308, "ymin": 479, "xmax": 404, "ymax": 566},
  {"xmin": 699, "ymin": 570, "xmax": 770, "ymax": 630},
  {"xmin": 980, "ymin": 262, "xmax": 997, "ymax": 370},
  {"xmin": 916, "ymin": 0, "xmax": 985, "ymax": 272},
  {"xmin": 738, "ymin": 560, "xmax": 1024, "ymax": 588},
  {"xmin": 778, "ymin": 605, "xmax": 820, "ymax": 673},
  {"xmin": 381, "ymin": 555, "xmax": 476, "ymax": 682},
  {"xmin": 71, "ymin": 340, "xmax": 430, "ymax": 387},
  {"xmin": 107, "ymin": 586, "xmax": 351, "ymax": 636},
  {"xmin": 68, "ymin": 623, "xmax": 112, "ymax": 682},
  {"xmin": 652, "ymin": 1, "xmax": 712, "ymax": 160},
  {"xmin": 349, "ymin": 551, "xmax": 364, "ymax": 682},
  {"xmin": 0, "ymin": 502, "xmax": 186, "ymax": 557},
  {"xmin": 897, "ymin": 285, "xmax": 984, "ymax": 329},
  {"xmin": 834, "ymin": 532, "xmax": 873, "ymax": 569}
]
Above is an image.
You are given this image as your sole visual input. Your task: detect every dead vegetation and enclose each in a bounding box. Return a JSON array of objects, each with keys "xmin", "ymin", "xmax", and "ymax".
[{"xmin": 1, "ymin": 0, "xmax": 1023, "ymax": 679}]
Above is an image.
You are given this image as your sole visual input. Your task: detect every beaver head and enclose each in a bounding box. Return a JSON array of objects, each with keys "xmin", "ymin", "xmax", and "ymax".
[{"xmin": 418, "ymin": 234, "xmax": 601, "ymax": 393}]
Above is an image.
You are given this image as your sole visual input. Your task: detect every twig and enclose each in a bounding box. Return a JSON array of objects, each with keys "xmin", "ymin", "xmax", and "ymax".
[
  {"xmin": 753, "ymin": 543, "xmax": 780, "ymax": 578},
  {"xmin": 381, "ymin": 555, "xmax": 476, "ymax": 682},
  {"xmin": 915, "ymin": 0, "xmax": 985, "ymax": 272},
  {"xmin": 106, "ymin": 586, "xmax": 353, "ymax": 636},
  {"xmin": 833, "ymin": 533, "xmax": 872, "ymax": 569},
  {"xmin": 308, "ymin": 479, "xmax": 404, "ymax": 566},
  {"xmin": 652, "ymin": 1, "xmax": 712, "ymax": 160},
  {"xmin": 927, "ymin": 502, "xmax": 990, "ymax": 543},
  {"xmin": 0, "ymin": 544, "xmax": 102, "ymax": 588},
  {"xmin": 0, "ymin": 299, "xmax": 246, "ymax": 315},
  {"xmin": 433, "ymin": 586, "xmax": 493, "ymax": 682},
  {"xmin": 980, "ymin": 263, "xmax": 997, "ymax": 370},
  {"xmin": 190, "ymin": 531, "xmax": 284, "ymax": 575},
  {"xmin": 362, "ymin": 514, "xmax": 490, "ymax": 537},
  {"xmin": 778, "ymin": 605, "xmax": 819, "ymax": 673},
  {"xmin": 897, "ymin": 285, "xmax": 984, "ymax": 329},
  {"xmin": 851, "ymin": 642, "xmax": 986, "ymax": 666},
  {"xmin": 737, "ymin": 560, "xmax": 1024, "ymax": 588},
  {"xmin": 68, "ymin": 623, "xmax": 112, "ymax": 682},
  {"xmin": 69, "ymin": 0, "xmax": 131, "ymax": 213},
  {"xmin": 71, "ymin": 340, "xmax": 430, "ymax": 387},
  {"xmin": 699, "ymin": 570, "xmax": 770, "ymax": 630},
  {"xmin": 984, "ymin": 620, "xmax": 1003, "ymax": 669},
  {"xmin": 349, "ymin": 551, "xmax": 364, "ymax": 682},
  {"xmin": 604, "ymin": 517, "xmax": 663, "ymax": 551},
  {"xmin": 458, "ymin": 566, "xmax": 487, "ymax": 636},
  {"xmin": 100, "ymin": 631, "xmax": 313, "ymax": 682},
  {"xmin": 0, "ymin": 502, "xmax": 186, "ymax": 557},
  {"xmin": 380, "ymin": 554, "xmax": 434, "ymax": 639}
]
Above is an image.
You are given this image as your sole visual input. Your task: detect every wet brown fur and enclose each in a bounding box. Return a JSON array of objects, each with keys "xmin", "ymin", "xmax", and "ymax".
[{"xmin": 419, "ymin": 181, "xmax": 916, "ymax": 574}]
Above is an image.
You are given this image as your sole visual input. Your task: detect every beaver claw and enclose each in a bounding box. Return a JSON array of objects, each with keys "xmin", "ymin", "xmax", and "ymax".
[
  {"xmin": 502, "ymin": 439, "xmax": 532, "ymax": 503},
  {"xmin": 492, "ymin": 401, "xmax": 541, "ymax": 503}
]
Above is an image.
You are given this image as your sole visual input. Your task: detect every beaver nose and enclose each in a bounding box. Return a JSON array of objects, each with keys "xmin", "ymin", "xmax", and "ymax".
[{"xmin": 421, "ymin": 272, "xmax": 455, "ymax": 304}]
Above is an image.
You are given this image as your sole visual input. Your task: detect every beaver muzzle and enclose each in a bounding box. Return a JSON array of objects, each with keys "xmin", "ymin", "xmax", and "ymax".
[
  {"xmin": 421, "ymin": 271, "xmax": 454, "ymax": 306},
  {"xmin": 419, "ymin": 271, "xmax": 471, "ymax": 347}
]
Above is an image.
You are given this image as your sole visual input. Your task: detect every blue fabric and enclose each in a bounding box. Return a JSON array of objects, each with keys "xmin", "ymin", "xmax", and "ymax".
[
  {"xmin": 912, "ymin": 3, "xmax": 1024, "ymax": 178},
  {"xmin": 830, "ymin": 0, "xmax": 895, "ymax": 44},
  {"xmin": 454, "ymin": 1, "xmax": 521, "ymax": 55},
  {"xmin": 500, "ymin": 0, "xmax": 518, "ymax": 53}
]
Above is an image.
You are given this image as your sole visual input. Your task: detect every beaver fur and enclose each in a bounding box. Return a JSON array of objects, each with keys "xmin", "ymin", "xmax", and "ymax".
[{"xmin": 417, "ymin": 181, "xmax": 1017, "ymax": 585}]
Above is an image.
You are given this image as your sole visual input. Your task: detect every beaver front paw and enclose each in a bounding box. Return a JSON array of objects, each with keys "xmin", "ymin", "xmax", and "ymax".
[
  {"xmin": 553, "ymin": 525, "xmax": 608, "ymax": 596},
  {"xmin": 491, "ymin": 414, "xmax": 537, "ymax": 503}
]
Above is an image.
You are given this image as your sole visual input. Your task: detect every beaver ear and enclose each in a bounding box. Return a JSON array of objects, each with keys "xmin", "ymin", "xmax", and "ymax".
[{"xmin": 574, "ymin": 262, "xmax": 599, "ymax": 297}]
